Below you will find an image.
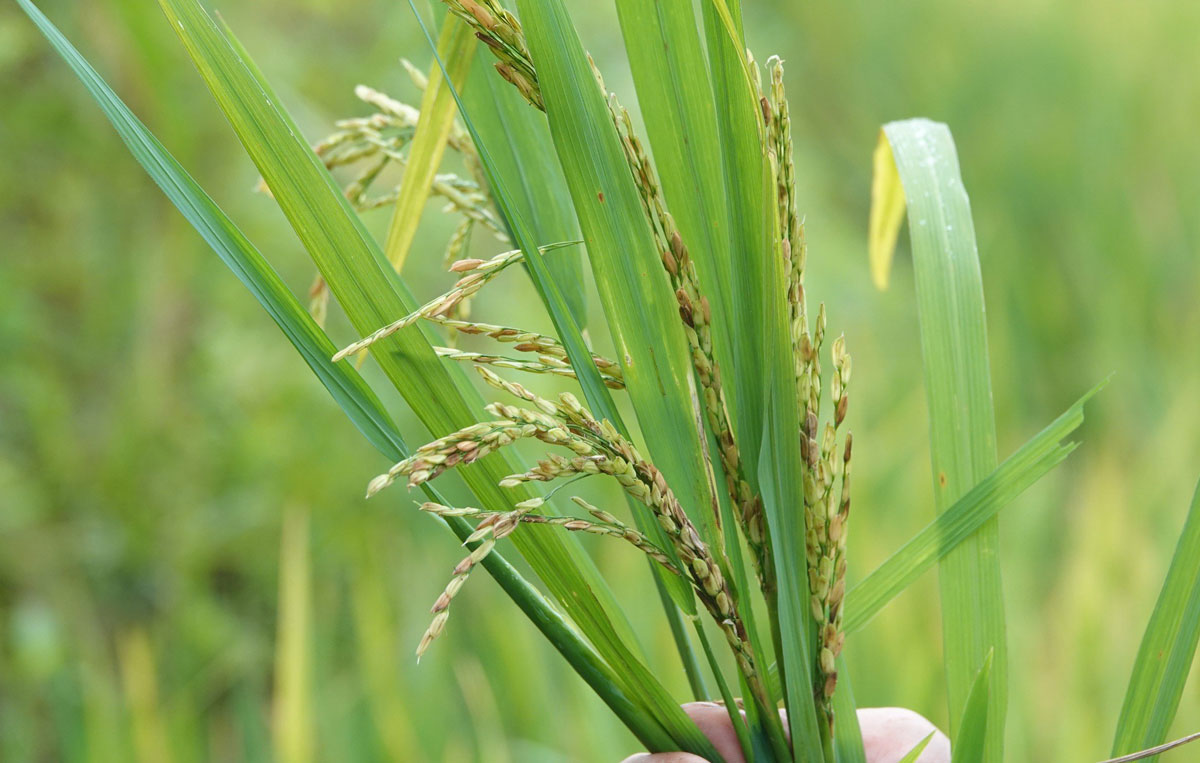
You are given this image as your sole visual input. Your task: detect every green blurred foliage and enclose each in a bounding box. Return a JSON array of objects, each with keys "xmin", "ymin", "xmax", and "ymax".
[{"xmin": 1, "ymin": 0, "xmax": 1197, "ymax": 760}]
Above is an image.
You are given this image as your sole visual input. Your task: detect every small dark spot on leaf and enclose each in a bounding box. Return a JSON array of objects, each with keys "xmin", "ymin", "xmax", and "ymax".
[
  {"xmin": 597, "ymin": 191, "xmax": 605, "ymax": 202},
  {"xmin": 938, "ymin": 472, "xmax": 947, "ymax": 487}
]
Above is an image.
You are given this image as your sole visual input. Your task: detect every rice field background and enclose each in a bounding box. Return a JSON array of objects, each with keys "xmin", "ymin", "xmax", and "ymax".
[{"xmin": 2, "ymin": 0, "xmax": 1198, "ymax": 760}]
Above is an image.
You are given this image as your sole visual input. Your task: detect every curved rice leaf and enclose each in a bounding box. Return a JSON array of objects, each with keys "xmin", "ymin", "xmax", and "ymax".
[{"xmin": 874, "ymin": 119, "xmax": 1006, "ymax": 761}]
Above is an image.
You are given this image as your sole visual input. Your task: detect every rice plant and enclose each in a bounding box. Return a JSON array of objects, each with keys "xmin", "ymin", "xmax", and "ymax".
[{"xmin": 16, "ymin": 0, "xmax": 1200, "ymax": 761}]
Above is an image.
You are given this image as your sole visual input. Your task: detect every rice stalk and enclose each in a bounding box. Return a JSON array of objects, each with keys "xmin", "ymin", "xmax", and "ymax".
[{"xmin": 116, "ymin": 628, "xmax": 174, "ymax": 763}]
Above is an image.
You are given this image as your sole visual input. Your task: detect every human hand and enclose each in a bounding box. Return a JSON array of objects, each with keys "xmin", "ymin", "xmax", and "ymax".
[{"xmin": 620, "ymin": 703, "xmax": 950, "ymax": 763}]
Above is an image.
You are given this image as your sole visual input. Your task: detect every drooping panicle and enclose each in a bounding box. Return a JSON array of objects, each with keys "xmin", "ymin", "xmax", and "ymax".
[{"xmin": 373, "ymin": 367, "xmax": 773, "ymax": 713}]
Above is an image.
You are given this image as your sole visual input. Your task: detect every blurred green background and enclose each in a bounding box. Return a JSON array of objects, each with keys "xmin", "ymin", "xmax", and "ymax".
[{"xmin": 2, "ymin": 0, "xmax": 1198, "ymax": 760}]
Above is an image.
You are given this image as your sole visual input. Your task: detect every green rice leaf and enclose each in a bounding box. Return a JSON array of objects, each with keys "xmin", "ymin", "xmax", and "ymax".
[
  {"xmin": 1111, "ymin": 478, "xmax": 1200, "ymax": 759},
  {"xmin": 381, "ymin": 15, "xmax": 475, "ymax": 272},
  {"xmin": 712, "ymin": 444, "xmax": 786, "ymax": 753},
  {"xmin": 13, "ymin": 2, "xmax": 679, "ymax": 748},
  {"xmin": 831, "ymin": 657, "xmax": 867, "ymax": 763},
  {"xmin": 874, "ymin": 119, "xmax": 1006, "ymax": 760},
  {"xmin": 753, "ymin": 59, "xmax": 827, "ymax": 763},
  {"xmin": 759, "ymin": 388, "xmax": 823, "ymax": 762},
  {"xmin": 953, "ymin": 650, "xmax": 994, "ymax": 763},
  {"xmin": 844, "ymin": 383, "xmax": 1102, "ymax": 633},
  {"xmin": 894, "ymin": 733, "xmax": 935, "ymax": 763}
]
